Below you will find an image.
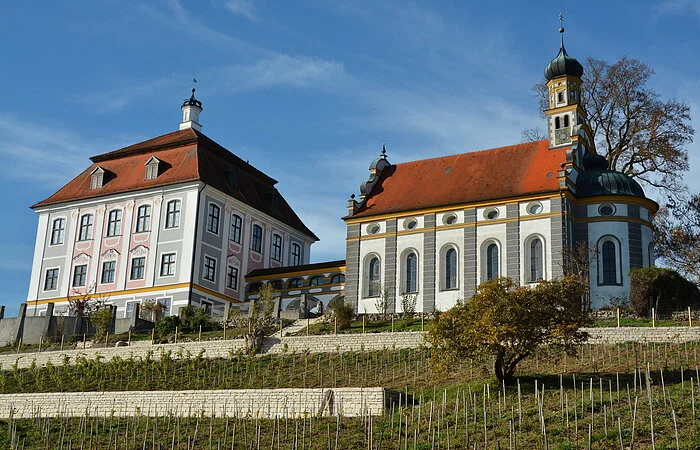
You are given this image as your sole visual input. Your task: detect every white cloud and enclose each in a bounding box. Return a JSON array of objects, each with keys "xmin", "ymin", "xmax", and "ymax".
[
  {"xmin": 0, "ymin": 117, "xmax": 139, "ymax": 187},
  {"xmin": 216, "ymin": 55, "xmax": 346, "ymax": 92},
  {"xmin": 656, "ymin": 0, "xmax": 700, "ymax": 15},
  {"xmin": 220, "ymin": 0, "xmax": 255, "ymax": 20}
]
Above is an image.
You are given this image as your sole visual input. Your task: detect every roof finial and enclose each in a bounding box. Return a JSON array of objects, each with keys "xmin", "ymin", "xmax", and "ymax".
[
  {"xmin": 559, "ymin": 13, "xmax": 565, "ymax": 48},
  {"xmin": 381, "ymin": 144, "xmax": 387, "ymax": 159}
]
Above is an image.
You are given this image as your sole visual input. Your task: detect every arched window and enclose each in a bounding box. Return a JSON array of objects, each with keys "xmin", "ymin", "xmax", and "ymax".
[
  {"xmin": 486, "ymin": 243, "xmax": 499, "ymax": 280},
  {"xmin": 601, "ymin": 240, "xmax": 618, "ymax": 284},
  {"xmin": 330, "ymin": 274, "xmax": 345, "ymax": 284},
  {"xmin": 529, "ymin": 238, "xmax": 543, "ymax": 282},
  {"xmin": 555, "ymin": 117, "xmax": 561, "ymax": 129},
  {"xmin": 367, "ymin": 256, "xmax": 380, "ymax": 297},
  {"xmin": 404, "ymin": 252, "xmax": 418, "ymax": 293},
  {"xmin": 288, "ymin": 278, "xmax": 303, "ymax": 288},
  {"xmin": 563, "ymin": 115, "xmax": 570, "ymax": 127},
  {"xmin": 248, "ymin": 282, "xmax": 262, "ymax": 293},
  {"xmin": 445, "ymin": 248, "xmax": 457, "ymax": 290},
  {"xmin": 309, "ymin": 276, "xmax": 324, "ymax": 286}
]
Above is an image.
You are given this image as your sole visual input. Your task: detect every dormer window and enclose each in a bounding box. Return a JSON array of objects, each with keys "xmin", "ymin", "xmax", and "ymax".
[
  {"xmin": 145, "ymin": 156, "xmax": 161, "ymax": 180},
  {"xmin": 90, "ymin": 167, "xmax": 105, "ymax": 189}
]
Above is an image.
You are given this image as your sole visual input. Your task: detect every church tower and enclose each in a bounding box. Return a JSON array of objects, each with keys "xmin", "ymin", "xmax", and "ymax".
[{"xmin": 543, "ymin": 15, "xmax": 586, "ymax": 149}]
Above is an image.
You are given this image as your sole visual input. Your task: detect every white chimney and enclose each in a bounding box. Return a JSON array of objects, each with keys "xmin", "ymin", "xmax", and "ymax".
[{"xmin": 180, "ymin": 88, "xmax": 203, "ymax": 131}]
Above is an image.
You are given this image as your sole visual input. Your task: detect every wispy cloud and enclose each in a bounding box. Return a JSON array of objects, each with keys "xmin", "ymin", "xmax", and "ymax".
[
  {"xmin": 0, "ymin": 117, "xmax": 139, "ymax": 187},
  {"xmin": 656, "ymin": 0, "xmax": 700, "ymax": 15},
  {"xmin": 219, "ymin": 0, "xmax": 256, "ymax": 20}
]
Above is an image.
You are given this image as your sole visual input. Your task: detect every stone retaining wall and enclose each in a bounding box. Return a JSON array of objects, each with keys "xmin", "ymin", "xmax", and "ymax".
[
  {"xmin": 0, "ymin": 388, "xmax": 398, "ymax": 418},
  {"xmin": 1, "ymin": 328, "xmax": 699, "ymax": 370}
]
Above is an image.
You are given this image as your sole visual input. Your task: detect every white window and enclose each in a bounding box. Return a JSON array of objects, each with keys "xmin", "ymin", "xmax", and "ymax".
[
  {"xmin": 44, "ymin": 268, "xmax": 59, "ymax": 291},
  {"xmin": 159, "ymin": 298, "xmax": 172, "ymax": 317},
  {"xmin": 51, "ymin": 218, "xmax": 65, "ymax": 245},
  {"xmin": 160, "ymin": 253, "xmax": 176, "ymax": 277},
  {"xmin": 135, "ymin": 205, "xmax": 151, "ymax": 233},
  {"xmin": 291, "ymin": 243, "xmax": 301, "ymax": 265},
  {"xmin": 90, "ymin": 167, "xmax": 104, "ymax": 189},
  {"xmin": 72, "ymin": 264, "xmax": 87, "ymax": 287},
  {"xmin": 78, "ymin": 214, "xmax": 93, "ymax": 241},
  {"xmin": 230, "ymin": 214, "xmax": 242, "ymax": 243},
  {"xmin": 145, "ymin": 157, "xmax": 160, "ymax": 180},
  {"xmin": 272, "ymin": 234, "xmax": 282, "ymax": 261},
  {"xmin": 203, "ymin": 256, "xmax": 216, "ymax": 281},
  {"xmin": 130, "ymin": 257, "xmax": 145, "ymax": 280},
  {"xmin": 106, "ymin": 209, "xmax": 122, "ymax": 237},
  {"xmin": 207, "ymin": 204, "xmax": 220, "ymax": 234},
  {"xmin": 125, "ymin": 301, "xmax": 139, "ymax": 319},
  {"xmin": 251, "ymin": 224, "xmax": 263, "ymax": 253},
  {"xmin": 101, "ymin": 261, "xmax": 116, "ymax": 284},
  {"xmin": 165, "ymin": 200, "xmax": 181, "ymax": 228},
  {"xmin": 226, "ymin": 265, "xmax": 238, "ymax": 290}
]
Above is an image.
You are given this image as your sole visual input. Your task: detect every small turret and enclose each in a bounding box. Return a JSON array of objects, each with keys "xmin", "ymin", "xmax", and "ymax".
[{"xmin": 180, "ymin": 88, "xmax": 203, "ymax": 131}]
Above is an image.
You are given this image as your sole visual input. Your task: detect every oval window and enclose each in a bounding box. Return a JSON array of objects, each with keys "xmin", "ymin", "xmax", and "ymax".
[
  {"xmin": 527, "ymin": 202, "xmax": 543, "ymax": 215},
  {"xmin": 403, "ymin": 218, "xmax": 417, "ymax": 230},
  {"xmin": 443, "ymin": 213, "xmax": 457, "ymax": 225},
  {"xmin": 599, "ymin": 204, "xmax": 615, "ymax": 216},
  {"xmin": 367, "ymin": 223, "xmax": 380, "ymax": 235},
  {"xmin": 484, "ymin": 208, "xmax": 499, "ymax": 220}
]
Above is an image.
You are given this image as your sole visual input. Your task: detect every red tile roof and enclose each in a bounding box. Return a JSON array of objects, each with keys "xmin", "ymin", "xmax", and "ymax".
[
  {"xmin": 349, "ymin": 140, "xmax": 567, "ymax": 218},
  {"xmin": 33, "ymin": 129, "xmax": 317, "ymax": 240}
]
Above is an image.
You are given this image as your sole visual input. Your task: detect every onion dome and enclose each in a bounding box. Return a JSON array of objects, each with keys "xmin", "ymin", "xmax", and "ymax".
[
  {"xmin": 576, "ymin": 169, "xmax": 646, "ymax": 198},
  {"xmin": 544, "ymin": 20, "xmax": 584, "ymax": 81}
]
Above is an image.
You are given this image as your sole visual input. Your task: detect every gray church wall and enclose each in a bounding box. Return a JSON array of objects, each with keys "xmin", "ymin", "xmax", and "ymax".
[
  {"xmin": 422, "ymin": 214, "xmax": 436, "ymax": 312},
  {"xmin": 463, "ymin": 209, "xmax": 477, "ymax": 300},
  {"xmin": 505, "ymin": 203, "xmax": 520, "ymax": 284},
  {"xmin": 344, "ymin": 224, "xmax": 361, "ymax": 310},
  {"xmin": 550, "ymin": 197, "xmax": 565, "ymax": 278},
  {"xmin": 384, "ymin": 219, "xmax": 397, "ymax": 313}
]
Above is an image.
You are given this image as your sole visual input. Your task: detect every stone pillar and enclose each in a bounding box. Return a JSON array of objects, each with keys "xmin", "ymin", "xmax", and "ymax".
[
  {"xmin": 505, "ymin": 203, "xmax": 520, "ymax": 284},
  {"xmin": 44, "ymin": 303, "xmax": 54, "ymax": 341},
  {"xmin": 384, "ymin": 218, "xmax": 397, "ymax": 313},
  {"xmin": 344, "ymin": 224, "xmax": 361, "ymax": 311},
  {"xmin": 463, "ymin": 208, "xmax": 477, "ymax": 300},
  {"xmin": 422, "ymin": 214, "xmax": 436, "ymax": 312},
  {"xmin": 15, "ymin": 303, "xmax": 27, "ymax": 344},
  {"xmin": 550, "ymin": 197, "xmax": 565, "ymax": 278}
]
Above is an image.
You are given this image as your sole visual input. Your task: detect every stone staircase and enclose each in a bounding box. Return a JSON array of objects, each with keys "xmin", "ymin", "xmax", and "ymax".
[{"xmin": 273, "ymin": 317, "xmax": 325, "ymax": 337}]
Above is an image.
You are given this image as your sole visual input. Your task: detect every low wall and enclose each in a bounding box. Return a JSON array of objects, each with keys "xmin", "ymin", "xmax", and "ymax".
[
  {"xmin": 0, "ymin": 388, "xmax": 399, "ymax": 418},
  {"xmin": 1, "ymin": 327, "xmax": 700, "ymax": 370},
  {"xmin": 584, "ymin": 327, "xmax": 700, "ymax": 343}
]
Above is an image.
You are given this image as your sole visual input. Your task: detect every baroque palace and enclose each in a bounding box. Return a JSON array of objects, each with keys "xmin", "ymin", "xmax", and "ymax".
[{"xmin": 26, "ymin": 32, "xmax": 657, "ymax": 318}]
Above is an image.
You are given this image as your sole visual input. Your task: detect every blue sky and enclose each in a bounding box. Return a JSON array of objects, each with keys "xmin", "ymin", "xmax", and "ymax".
[{"xmin": 2, "ymin": 0, "xmax": 699, "ymax": 314}]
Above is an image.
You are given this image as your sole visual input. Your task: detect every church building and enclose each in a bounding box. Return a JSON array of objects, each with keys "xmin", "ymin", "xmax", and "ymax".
[
  {"xmin": 342, "ymin": 30, "xmax": 657, "ymax": 312},
  {"xmin": 26, "ymin": 90, "xmax": 317, "ymax": 317}
]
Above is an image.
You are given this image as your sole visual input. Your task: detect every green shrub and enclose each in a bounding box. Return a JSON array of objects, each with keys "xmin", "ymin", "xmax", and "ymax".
[
  {"xmin": 630, "ymin": 267, "xmax": 700, "ymax": 317},
  {"xmin": 329, "ymin": 297, "xmax": 354, "ymax": 330},
  {"xmin": 89, "ymin": 307, "xmax": 113, "ymax": 341},
  {"xmin": 156, "ymin": 315, "xmax": 181, "ymax": 337},
  {"xmin": 178, "ymin": 306, "xmax": 217, "ymax": 333}
]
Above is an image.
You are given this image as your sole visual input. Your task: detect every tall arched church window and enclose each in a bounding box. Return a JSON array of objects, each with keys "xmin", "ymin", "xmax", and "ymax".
[
  {"xmin": 564, "ymin": 115, "xmax": 570, "ymax": 127},
  {"xmin": 529, "ymin": 238, "xmax": 543, "ymax": 282},
  {"xmin": 367, "ymin": 257, "xmax": 380, "ymax": 297},
  {"xmin": 486, "ymin": 243, "xmax": 499, "ymax": 280},
  {"xmin": 602, "ymin": 240, "xmax": 618, "ymax": 284},
  {"xmin": 445, "ymin": 248, "xmax": 457, "ymax": 290},
  {"xmin": 404, "ymin": 252, "xmax": 417, "ymax": 293},
  {"xmin": 555, "ymin": 117, "xmax": 561, "ymax": 129}
]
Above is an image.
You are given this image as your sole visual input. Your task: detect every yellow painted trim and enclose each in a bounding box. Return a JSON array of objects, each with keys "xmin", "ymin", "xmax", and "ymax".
[
  {"xmin": 245, "ymin": 266, "xmax": 347, "ymax": 282},
  {"xmin": 28, "ymin": 282, "xmax": 192, "ymax": 305},
  {"xmin": 571, "ymin": 216, "xmax": 654, "ymax": 228},
  {"xmin": 191, "ymin": 284, "xmax": 243, "ymax": 304},
  {"xmin": 344, "ymin": 193, "xmax": 561, "ymax": 225},
  {"xmin": 545, "ymin": 104, "xmax": 581, "ymax": 115},
  {"xmin": 348, "ymin": 211, "xmax": 563, "ymax": 242},
  {"xmin": 563, "ymin": 192, "xmax": 659, "ymax": 213}
]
